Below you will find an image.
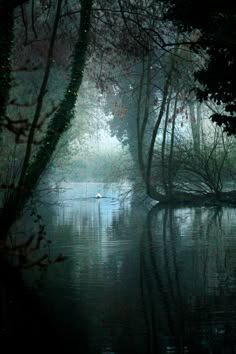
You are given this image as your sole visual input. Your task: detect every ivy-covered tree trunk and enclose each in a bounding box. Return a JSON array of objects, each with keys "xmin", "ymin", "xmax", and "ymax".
[
  {"xmin": 0, "ymin": 0, "xmax": 94, "ymax": 240},
  {"xmin": 0, "ymin": 4, "xmax": 14, "ymax": 127}
]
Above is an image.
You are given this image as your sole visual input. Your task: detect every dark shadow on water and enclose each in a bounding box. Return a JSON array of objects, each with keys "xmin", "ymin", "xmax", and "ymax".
[
  {"xmin": 5, "ymin": 187, "xmax": 236, "ymax": 354},
  {"xmin": 140, "ymin": 205, "xmax": 236, "ymax": 353},
  {"xmin": 0, "ymin": 260, "xmax": 89, "ymax": 353}
]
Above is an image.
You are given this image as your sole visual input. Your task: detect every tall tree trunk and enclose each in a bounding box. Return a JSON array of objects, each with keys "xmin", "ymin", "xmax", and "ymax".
[
  {"xmin": 18, "ymin": 0, "xmax": 63, "ymax": 188},
  {"xmin": 137, "ymin": 53, "xmax": 152, "ymax": 181},
  {"xmin": 0, "ymin": 0, "xmax": 93, "ymax": 240},
  {"xmin": 189, "ymin": 101, "xmax": 200, "ymax": 156},
  {"xmin": 161, "ymin": 89, "xmax": 173, "ymax": 195},
  {"xmin": 0, "ymin": 4, "xmax": 14, "ymax": 127},
  {"xmin": 0, "ymin": 1, "xmax": 27, "ymax": 128},
  {"xmin": 145, "ymin": 38, "xmax": 180, "ymax": 201},
  {"xmin": 146, "ymin": 66, "xmax": 174, "ymax": 200},
  {"xmin": 136, "ymin": 58, "xmax": 146, "ymax": 179},
  {"xmin": 167, "ymin": 94, "xmax": 178, "ymax": 197}
]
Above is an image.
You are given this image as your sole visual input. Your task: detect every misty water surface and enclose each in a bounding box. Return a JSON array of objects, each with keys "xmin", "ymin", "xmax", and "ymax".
[{"xmin": 23, "ymin": 183, "xmax": 236, "ymax": 354}]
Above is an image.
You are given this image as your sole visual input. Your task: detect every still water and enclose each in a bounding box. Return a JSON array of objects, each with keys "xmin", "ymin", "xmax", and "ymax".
[{"xmin": 25, "ymin": 183, "xmax": 236, "ymax": 353}]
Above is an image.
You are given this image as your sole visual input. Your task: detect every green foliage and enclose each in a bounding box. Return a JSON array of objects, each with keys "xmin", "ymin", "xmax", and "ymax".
[
  {"xmin": 0, "ymin": 0, "xmax": 94, "ymax": 239},
  {"xmin": 165, "ymin": 0, "xmax": 236, "ymax": 134}
]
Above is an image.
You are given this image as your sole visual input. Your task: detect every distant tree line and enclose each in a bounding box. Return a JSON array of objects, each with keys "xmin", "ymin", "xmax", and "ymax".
[{"xmin": 0, "ymin": 0, "xmax": 236, "ymax": 256}]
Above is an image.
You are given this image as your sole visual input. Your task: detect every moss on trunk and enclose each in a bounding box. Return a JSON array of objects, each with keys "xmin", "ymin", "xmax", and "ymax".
[
  {"xmin": 0, "ymin": 0, "xmax": 93, "ymax": 240},
  {"xmin": 0, "ymin": 5, "xmax": 13, "ymax": 126}
]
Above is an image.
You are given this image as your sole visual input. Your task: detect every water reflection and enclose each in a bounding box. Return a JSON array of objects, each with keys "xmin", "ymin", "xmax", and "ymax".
[
  {"xmin": 24, "ymin": 184, "xmax": 236, "ymax": 353},
  {"xmin": 140, "ymin": 206, "xmax": 236, "ymax": 353}
]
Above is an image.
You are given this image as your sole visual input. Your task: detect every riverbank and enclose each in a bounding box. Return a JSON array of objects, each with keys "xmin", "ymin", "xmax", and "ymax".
[{"xmin": 154, "ymin": 190, "xmax": 236, "ymax": 207}]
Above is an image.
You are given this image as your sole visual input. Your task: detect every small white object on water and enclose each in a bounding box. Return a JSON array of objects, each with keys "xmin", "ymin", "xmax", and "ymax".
[{"xmin": 96, "ymin": 193, "xmax": 102, "ymax": 199}]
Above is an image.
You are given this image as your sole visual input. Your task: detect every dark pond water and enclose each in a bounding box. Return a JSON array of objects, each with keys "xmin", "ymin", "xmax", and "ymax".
[{"xmin": 23, "ymin": 183, "xmax": 236, "ymax": 353}]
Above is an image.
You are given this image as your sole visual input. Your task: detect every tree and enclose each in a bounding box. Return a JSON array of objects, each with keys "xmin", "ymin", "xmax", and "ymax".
[
  {"xmin": 89, "ymin": 0, "xmax": 236, "ymax": 205},
  {"xmin": 164, "ymin": 0, "xmax": 236, "ymax": 135},
  {"xmin": 0, "ymin": 0, "xmax": 93, "ymax": 241},
  {"xmin": 0, "ymin": 3, "xmax": 14, "ymax": 126}
]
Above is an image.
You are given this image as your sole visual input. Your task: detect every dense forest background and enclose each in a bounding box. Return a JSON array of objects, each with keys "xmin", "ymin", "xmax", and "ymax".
[
  {"xmin": 0, "ymin": 1, "xmax": 236, "ymax": 352},
  {"xmin": 0, "ymin": 0, "xmax": 235, "ymax": 265}
]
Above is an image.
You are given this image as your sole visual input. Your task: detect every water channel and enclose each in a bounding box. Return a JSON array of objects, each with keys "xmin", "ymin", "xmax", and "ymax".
[{"xmin": 23, "ymin": 182, "xmax": 236, "ymax": 353}]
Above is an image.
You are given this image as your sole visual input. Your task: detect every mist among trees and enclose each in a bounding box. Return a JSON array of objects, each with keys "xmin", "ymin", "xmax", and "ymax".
[
  {"xmin": 0, "ymin": 1, "xmax": 236, "ymax": 352},
  {"xmin": 0, "ymin": 0, "xmax": 235, "ymax": 263}
]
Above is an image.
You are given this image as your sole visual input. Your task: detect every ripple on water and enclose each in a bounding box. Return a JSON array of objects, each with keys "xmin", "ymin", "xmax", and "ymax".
[{"xmin": 23, "ymin": 184, "xmax": 236, "ymax": 353}]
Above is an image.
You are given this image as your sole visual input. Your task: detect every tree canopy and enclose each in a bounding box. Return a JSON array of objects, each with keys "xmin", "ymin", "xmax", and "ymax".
[
  {"xmin": 1, "ymin": 0, "xmax": 236, "ymax": 247},
  {"xmin": 164, "ymin": 0, "xmax": 236, "ymax": 135}
]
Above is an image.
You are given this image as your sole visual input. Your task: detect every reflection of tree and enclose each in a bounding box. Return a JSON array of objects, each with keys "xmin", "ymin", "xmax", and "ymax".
[
  {"xmin": 107, "ymin": 203, "xmax": 145, "ymax": 241},
  {"xmin": 140, "ymin": 207, "xmax": 186, "ymax": 353},
  {"xmin": 27, "ymin": 199, "xmax": 236, "ymax": 353},
  {"xmin": 140, "ymin": 206, "xmax": 236, "ymax": 353}
]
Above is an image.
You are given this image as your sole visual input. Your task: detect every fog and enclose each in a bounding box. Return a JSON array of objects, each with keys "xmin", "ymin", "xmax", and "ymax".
[{"xmin": 1, "ymin": 1, "xmax": 236, "ymax": 353}]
